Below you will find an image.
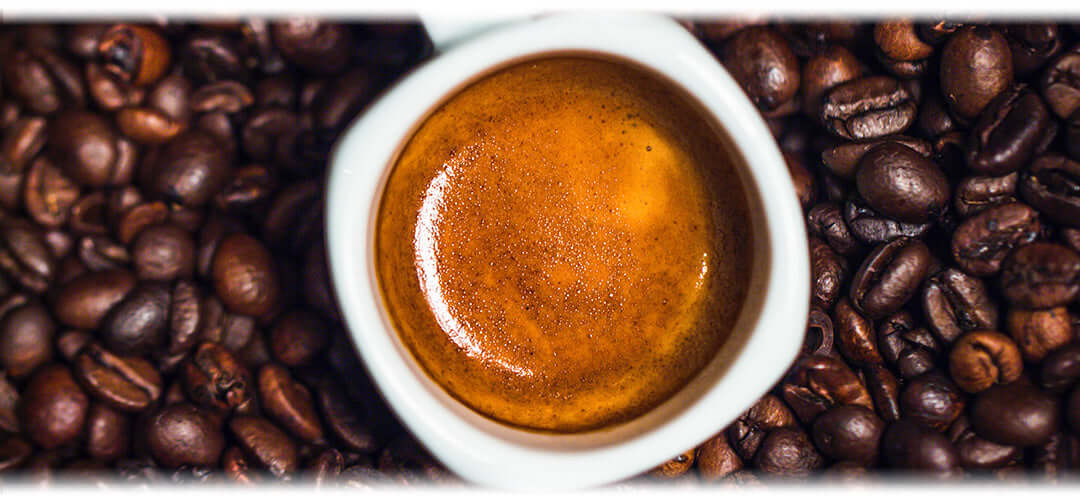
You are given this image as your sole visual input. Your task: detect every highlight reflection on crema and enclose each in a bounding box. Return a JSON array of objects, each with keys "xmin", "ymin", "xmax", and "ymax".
[{"xmin": 375, "ymin": 56, "xmax": 752, "ymax": 432}]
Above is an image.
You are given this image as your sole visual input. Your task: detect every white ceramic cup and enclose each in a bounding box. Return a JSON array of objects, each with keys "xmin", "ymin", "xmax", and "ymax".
[{"xmin": 325, "ymin": 12, "xmax": 810, "ymax": 490}]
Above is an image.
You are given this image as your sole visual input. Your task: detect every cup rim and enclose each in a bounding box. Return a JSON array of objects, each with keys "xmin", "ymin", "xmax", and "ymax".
[{"xmin": 325, "ymin": 12, "xmax": 809, "ymax": 490}]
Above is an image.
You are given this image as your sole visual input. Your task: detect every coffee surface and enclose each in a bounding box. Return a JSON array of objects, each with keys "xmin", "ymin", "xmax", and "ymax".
[{"xmin": 376, "ymin": 56, "xmax": 752, "ymax": 432}]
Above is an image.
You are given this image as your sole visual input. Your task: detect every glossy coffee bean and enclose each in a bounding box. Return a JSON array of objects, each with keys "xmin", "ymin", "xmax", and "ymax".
[
  {"xmin": 19, "ymin": 364, "xmax": 89, "ymax": 449},
  {"xmin": 722, "ymin": 27, "xmax": 800, "ymax": 113},
  {"xmin": 921, "ymin": 268, "xmax": 998, "ymax": 344},
  {"xmin": 811, "ymin": 404, "xmax": 884, "ymax": 464},
  {"xmin": 52, "ymin": 268, "xmax": 135, "ymax": 330},
  {"xmin": 882, "ymin": 419, "xmax": 959, "ymax": 475},
  {"xmin": 951, "ymin": 202, "xmax": 1042, "ymax": 277},
  {"xmin": 810, "ymin": 236, "xmax": 848, "ymax": 309},
  {"xmin": 146, "ymin": 403, "xmax": 225, "ymax": 468},
  {"xmin": 47, "ymin": 110, "xmax": 119, "ymax": 187},
  {"xmin": 211, "ymin": 233, "xmax": 281, "ymax": 317},
  {"xmin": 696, "ymin": 432, "xmax": 743, "ymax": 481},
  {"xmin": 132, "ymin": 223, "xmax": 195, "ymax": 281},
  {"xmin": 863, "ymin": 363, "xmax": 901, "ymax": 421},
  {"xmin": 900, "ymin": 371, "xmax": 966, "ymax": 431},
  {"xmin": 752, "ymin": 428, "xmax": 825, "ymax": 477},
  {"xmin": 0, "ymin": 216, "xmax": 57, "ymax": 293},
  {"xmin": 73, "ymin": 343, "xmax": 162, "ymax": 412},
  {"xmin": 0, "ymin": 301, "xmax": 55, "ymax": 378},
  {"xmin": 821, "ymin": 75, "xmax": 917, "ymax": 140},
  {"xmin": 100, "ymin": 282, "xmax": 170, "ymax": 356},
  {"xmin": 802, "ymin": 306, "xmax": 836, "ymax": 358},
  {"xmin": 727, "ymin": 394, "xmax": 798, "ymax": 461},
  {"xmin": 949, "ymin": 331, "xmax": 1023, "ymax": 393},
  {"xmin": 844, "ymin": 195, "xmax": 931, "ymax": 245},
  {"xmin": 850, "ymin": 237, "xmax": 932, "ymax": 320},
  {"xmin": 98, "ymin": 24, "xmax": 172, "ymax": 86},
  {"xmin": 801, "ymin": 46, "xmax": 863, "ymax": 121},
  {"xmin": 855, "ymin": 143, "xmax": 948, "ymax": 224},
  {"xmin": 782, "ymin": 355, "xmax": 873, "ymax": 424},
  {"xmin": 270, "ymin": 309, "xmax": 328, "ymax": 367},
  {"xmin": 823, "ymin": 136, "xmax": 932, "ymax": 181},
  {"xmin": 940, "ymin": 26, "xmax": 1014, "ymax": 120},
  {"xmin": 229, "ymin": 415, "xmax": 299, "ymax": 478},
  {"xmin": 85, "ymin": 403, "xmax": 130, "ymax": 462},
  {"xmin": 648, "ymin": 448, "xmax": 696, "ymax": 479},
  {"xmin": 947, "ymin": 415, "xmax": 1022, "ymax": 470},
  {"xmin": 999, "ymin": 242, "xmax": 1080, "ymax": 308},
  {"xmin": 833, "ymin": 297, "xmax": 882, "ymax": 366},
  {"xmin": 971, "ymin": 380, "xmax": 1060, "ymax": 446},
  {"xmin": 807, "ymin": 202, "xmax": 861, "ymax": 257},
  {"xmin": 1007, "ymin": 307, "xmax": 1074, "ymax": 363},
  {"xmin": 1019, "ymin": 154, "xmax": 1080, "ymax": 227},
  {"xmin": 183, "ymin": 342, "xmax": 255, "ymax": 414},
  {"xmin": 0, "ymin": 373, "xmax": 19, "ymax": 434},
  {"xmin": 257, "ymin": 363, "xmax": 323, "ymax": 443},
  {"xmin": 149, "ymin": 130, "xmax": 232, "ymax": 208},
  {"xmin": 954, "ymin": 172, "xmax": 1018, "ymax": 219},
  {"xmin": 875, "ymin": 20, "xmax": 934, "ymax": 62},
  {"xmin": 967, "ymin": 85, "xmax": 1056, "ymax": 176},
  {"xmin": 1040, "ymin": 43, "xmax": 1080, "ymax": 119},
  {"xmin": 271, "ymin": 19, "xmax": 352, "ymax": 76},
  {"xmin": 1040, "ymin": 343, "xmax": 1080, "ymax": 392}
]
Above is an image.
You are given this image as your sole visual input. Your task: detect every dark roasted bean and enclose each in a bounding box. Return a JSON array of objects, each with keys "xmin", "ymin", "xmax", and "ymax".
[
  {"xmin": 19, "ymin": 364, "xmax": 89, "ymax": 449},
  {"xmin": 728, "ymin": 394, "xmax": 798, "ymax": 461},
  {"xmin": 257, "ymin": 363, "xmax": 323, "ymax": 444},
  {"xmin": 229, "ymin": 415, "xmax": 298, "ymax": 478},
  {"xmin": 721, "ymin": 27, "xmax": 799, "ymax": 113},
  {"xmin": 971, "ymin": 380, "xmax": 1060, "ymax": 446},
  {"xmin": 940, "ymin": 26, "xmax": 1014, "ymax": 120},
  {"xmin": 954, "ymin": 173, "xmax": 1019, "ymax": 218},
  {"xmin": 1040, "ymin": 43, "xmax": 1080, "ymax": 119},
  {"xmin": 146, "ymin": 403, "xmax": 225, "ymax": 468},
  {"xmin": 1040, "ymin": 343, "xmax": 1080, "ymax": 392},
  {"xmin": 882, "ymin": 419, "xmax": 959, "ymax": 475},
  {"xmin": 697, "ymin": 432, "xmax": 743, "ymax": 481},
  {"xmin": 781, "ymin": 355, "xmax": 873, "ymax": 424},
  {"xmin": 844, "ymin": 196, "xmax": 931, "ymax": 245},
  {"xmin": 856, "ymin": 142, "xmax": 949, "ymax": 224},
  {"xmin": 183, "ymin": 342, "xmax": 255, "ymax": 414},
  {"xmin": 850, "ymin": 237, "xmax": 932, "ymax": 319},
  {"xmin": 863, "ymin": 364, "xmax": 901, "ymax": 421},
  {"xmin": 73, "ymin": 343, "xmax": 162, "ymax": 412},
  {"xmin": 951, "ymin": 202, "xmax": 1042, "ymax": 277},
  {"xmin": 752, "ymin": 428, "xmax": 824, "ymax": 477},
  {"xmin": 967, "ymin": 85, "xmax": 1057, "ymax": 176},
  {"xmin": 821, "ymin": 75, "xmax": 917, "ymax": 140},
  {"xmin": 947, "ymin": 415, "xmax": 1022, "ymax": 470},
  {"xmin": 1019, "ymin": 154, "xmax": 1080, "ymax": 226},
  {"xmin": 922, "ymin": 268, "xmax": 999, "ymax": 344}
]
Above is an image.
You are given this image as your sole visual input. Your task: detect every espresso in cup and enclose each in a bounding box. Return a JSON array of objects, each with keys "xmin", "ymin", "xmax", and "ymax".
[{"xmin": 375, "ymin": 55, "xmax": 752, "ymax": 432}]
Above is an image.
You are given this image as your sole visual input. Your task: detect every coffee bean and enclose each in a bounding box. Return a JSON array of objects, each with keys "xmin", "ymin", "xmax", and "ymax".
[
  {"xmin": 0, "ymin": 436, "xmax": 32, "ymax": 472},
  {"xmin": 146, "ymin": 403, "xmax": 225, "ymax": 468},
  {"xmin": 269, "ymin": 309, "xmax": 328, "ymax": 367},
  {"xmin": 821, "ymin": 75, "xmax": 917, "ymax": 140},
  {"xmin": 1019, "ymin": 154, "xmax": 1080, "ymax": 227},
  {"xmin": 722, "ymin": 27, "xmax": 799, "ymax": 113},
  {"xmin": 19, "ymin": 364, "xmax": 89, "ymax": 449},
  {"xmin": 0, "ymin": 301, "xmax": 55, "ymax": 378},
  {"xmin": 132, "ymin": 223, "xmax": 195, "ymax": 281},
  {"xmin": 98, "ymin": 24, "xmax": 172, "ymax": 87},
  {"xmin": 954, "ymin": 172, "xmax": 1019, "ymax": 218},
  {"xmin": 215, "ymin": 164, "xmax": 278, "ymax": 216},
  {"xmin": 149, "ymin": 130, "xmax": 232, "ymax": 208},
  {"xmin": 257, "ymin": 363, "xmax": 323, "ymax": 443},
  {"xmin": 52, "ymin": 268, "xmax": 135, "ymax": 330},
  {"xmin": 1039, "ymin": 43, "xmax": 1080, "ymax": 119},
  {"xmin": 191, "ymin": 80, "xmax": 255, "ymax": 114},
  {"xmin": 967, "ymin": 85, "xmax": 1057, "ymax": 176},
  {"xmin": 1007, "ymin": 306, "xmax": 1074, "ymax": 363},
  {"xmin": 648, "ymin": 448, "xmax": 697, "ymax": 479},
  {"xmin": 918, "ymin": 94, "xmax": 958, "ymax": 138},
  {"xmin": 72, "ymin": 343, "xmax": 162, "ymax": 412},
  {"xmin": 833, "ymin": 297, "xmax": 882, "ymax": 366},
  {"xmin": 229, "ymin": 415, "xmax": 298, "ymax": 478},
  {"xmin": 271, "ymin": 20, "xmax": 353, "ymax": 76},
  {"xmin": 850, "ymin": 237, "xmax": 932, "ymax": 319},
  {"xmin": 751, "ymin": 428, "xmax": 824, "ymax": 476},
  {"xmin": 1040, "ymin": 343, "xmax": 1080, "ymax": 392},
  {"xmin": 855, "ymin": 142, "xmax": 949, "ymax": 224},
  {"xmin": 0, "ymin": 216, "xmax": 57, "ymax": 293},
  {"xmin": 0, "ymin": 372, "xmax": 20, "ymax": 434},
  {"xmin": 844, "ymin": 195, "xmax": 931, "ymax": 245},
  {"xmin": 951, "ymin": 202, "xmax": 1042, "ymax": 277},
  {"xmin": 900, "ymin": 371, "xmax": 966, "ymax": 431},
  {"xmin": 115, "ymin": 107, "xmax": 185, "ymax": 145},
  {"xmin": 811, "ymin": 404, "xmax": 884, "ymax": 464},
  {"xmin": 314, "ymin": 377, "xmax": 381, "ymax": 454},
  {"xmin": 183, "ymin": 342, "xmax": 255, "ymax": 414},
  {"xmin": 2, "ymin": 48, "xmax": 84, "ymax": 115},
  {"xmin": 221, "ymin": 446, "xmax": 256, "ymax": 484},
  {"xmin": 863, "ymin": 363, "xmax": 901, "ymax": 421},
  {"xmin": 68, "ymin": 192, "xmax": 108, "ymax": 237},
  {"xmin": 1005, "ymin": 23, "xmax": 1063, "ymax": 78},
  {"xmin": 100, "ymin": 282, "xmax": 170, "ymax": 356},
  {"xmin": 1000, "ymin": 242, "xmax": 1080, "ymax": 308},
  {"xmin": 212, "ymin": 233, "xmax": 280, "ymax": 317},
  {"xmin": 85, "ymin": 403, "xmax": 130, "ymax": 462},
  {"xmin": 165, "ymin": 280, "xmax": 202, "ymax": 356},
  {"xmin": 921, "ymin": 268, "xmax": 999, "ymax": 345},
  {"xmin": 782, "ymin": 355, "xmax": 873, "ymax": 424},
  {"xmin": 802, "ymin": 46, "xmax": 863, "ymax": 121},
  {"xmin": 882, "ymin": 419, "xmax": 959, "ymax": 475},
  {"xmin": 1, "ymin": 117, "xmax": 47, "ymax": 174},
  {"xmin": 697, "ymin": 432, "xmax": 743, "ymax": 481},
  {"xmin": 971, "ymin": 380, "xmax": 1060, "ymax": 446},
  {"xmin": 875, "ymin": 20, "xmax": 934, "ymax": 62},
  {"xmin": 822, "ymin": 136, "xmax": 932, "ymax": 181},
  {"xmin": 940, "ymin": 26, "xmax": 1013, "ymax": 120},
  {"xmin": 947, "ymin": 415, "xmax": 1022, "ymax": 470},
  {"xmin": 47, "ymin": 110, "xmax": 120, "ymax": 188},
  {"xmin": 802, "ymin": 306, "xmax": 836, "ymax": 358},
  {"xmin": 807, "ymin": 202, "xmax": 862, "ymax": 257},
  {"xmin": 727, "ymin": 394, "xmax": 798, "ymax": 461},
  {"xmin": 949, "ymin": 331, "xmax": 1023, "ymax": 393},
  {"xmin": 1029, "ymin": 432, "xmax": 1080, "ymax": 479}
]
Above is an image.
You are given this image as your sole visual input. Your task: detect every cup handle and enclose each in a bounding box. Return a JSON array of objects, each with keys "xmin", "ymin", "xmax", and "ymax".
[{"xmin": 419, "ymin": 12, "xmax": 536, "ymax": 51}]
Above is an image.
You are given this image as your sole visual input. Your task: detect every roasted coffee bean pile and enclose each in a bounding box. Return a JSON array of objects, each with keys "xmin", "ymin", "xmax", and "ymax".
[
  {"xmin": 638, "ymin": 19, "xmax": 1080, "ymax": 483},
  {"xmin": 0, "ymin": 20, "xmax": 455, "ymax": 485},
  {"xmin": 1, "ymin": 18, "xmax": 1079, "ymax": 487}
]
